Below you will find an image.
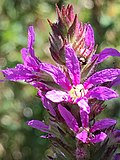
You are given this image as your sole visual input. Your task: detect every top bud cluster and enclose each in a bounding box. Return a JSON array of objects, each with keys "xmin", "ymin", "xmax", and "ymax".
[{"xmin": 1, "ymin": 4, "xmax": 120, "ymax": 160}]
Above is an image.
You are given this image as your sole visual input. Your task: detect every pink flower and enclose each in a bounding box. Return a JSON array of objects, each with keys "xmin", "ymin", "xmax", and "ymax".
[{"xmin": 58, "ymin": 104, "xmax": 116, "ymax": 144}]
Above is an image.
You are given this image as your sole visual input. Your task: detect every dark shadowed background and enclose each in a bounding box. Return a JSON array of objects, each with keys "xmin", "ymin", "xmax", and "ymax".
[{"xmin": 0, "ymin": 0, "xmax": 120, "ymax": 159}]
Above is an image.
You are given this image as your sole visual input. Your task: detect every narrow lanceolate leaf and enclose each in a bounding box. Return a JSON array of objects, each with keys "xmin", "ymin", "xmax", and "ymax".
[
  {"xmin": 65, "ymin": 44, "xmax": 80, "ymax": 85},
  {"xmin": 88, "ymin": 86, "xmax": 119, "ymax": 100},
  {"xmin": 39, "ymin": 63, "xmax": 71, "ymax": 90},
  {"xmin": 90, "ymin": 118, "xmax": 117, "ymax": 133},
  {"xmin": 84, "ymin": 68, "xmax": 120, "ymax": 89},
  {"xmin": 58, "ymin": 104, "xmax": 79, "ymax": 132},
  {"xmin": 46, "ymin": 90, "xmax": 69, "ymax": 103},
  {"xmin": 92, "ymin": 48, "xmax": 120, "ymax": 64},
  {"xmin": 27, "ymin": 120, "xmax": 49, "ymax": 133}
]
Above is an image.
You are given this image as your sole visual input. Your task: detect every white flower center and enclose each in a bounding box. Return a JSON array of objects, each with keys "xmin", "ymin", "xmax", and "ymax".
[{"xmin": 69, "ymin": 84, "xmax": 87, "ymax": 102}]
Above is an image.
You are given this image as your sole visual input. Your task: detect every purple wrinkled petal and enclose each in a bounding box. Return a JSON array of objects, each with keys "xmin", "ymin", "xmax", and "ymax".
[
  {"xmin": 90, "ymin": 132, "xmax": 107, "ymax": 143},
  {"xmin": 77, "ymin": 99, "xmax": 90, "ymax": 114},
  {"xmin": 65, "ymin": 44, "xmax": 80, "ymax": 85},
  {"xmin": 84, "ymin": 68, "xmax": 120, "ymax": 89},
  {"xmin": 27, "ymin": 120, "xmax": 49, "ymax": 133},
  {"xmin": 21, "ymin": 48, "xmax": 39, "ymax": 71},
  {"xmin": 39, "ymin": 63, "xmax": 71, "ymax": 90},
  {"xmin": 80, "ymin": 110, "xmax": 89, "ymax": 128},
  {"xmin": 58, "ymin": 104, "xmax": 79, "ymax": 132},
  {"xmin": 28, "ymin": 26, "xmax": 35, "ymax": 57},
  {"xmin": 92, "ymin": 48, "xmax": 120, "ymax": 64},
  {"xmin": 41, "ymin": 95, "xmax": 56, "ymax": 116},
  {"xmin": 85, "ymin": 24, "xmax": 95, "ymax": 50},
  {"xmin": 77, "ymin": 99, "xmax": 90, "ymax": 127},
  {"xmin": 90, "ymin": 118, "xmax": 116, "ymax": 133},
  {"xmin": 46, "ymin": 90, "xmax": 69, "ymax": 103},
  {"xmin": 76, "ymin": 130, "xmax": 88, "ymax": 143},
  {"xmin": 88, "ymin": 86, "xmax": 119, "ymax": 100},
  {"xmin": 2, "ymin": 64, "xmax": 34, "ymax": 81}
]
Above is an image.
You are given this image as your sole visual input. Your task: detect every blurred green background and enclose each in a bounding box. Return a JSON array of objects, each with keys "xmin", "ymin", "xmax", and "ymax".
[{"xmin": 0, "ymin": 0, "xmax": 120, "ymax": 159}]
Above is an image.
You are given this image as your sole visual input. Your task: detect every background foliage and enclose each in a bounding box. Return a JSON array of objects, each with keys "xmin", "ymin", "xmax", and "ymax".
[{"xmin": 0, "ymin": 0, "xmax": 120, "ymax": 159}]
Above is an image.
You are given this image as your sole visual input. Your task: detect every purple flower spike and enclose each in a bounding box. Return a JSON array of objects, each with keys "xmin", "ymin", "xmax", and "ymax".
[
  {"xmin": 27, "ymin": 120, "xmax": 49, "ymax": 133},
  {"xmin": 58, "ymin": 104, "xmax": 79, "ymax": 133}
]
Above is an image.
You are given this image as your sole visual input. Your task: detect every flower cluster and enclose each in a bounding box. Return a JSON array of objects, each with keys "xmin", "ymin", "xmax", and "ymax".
[{"xmin": 1, "ymin": 4, "xmax": 120, "ymax": 160}]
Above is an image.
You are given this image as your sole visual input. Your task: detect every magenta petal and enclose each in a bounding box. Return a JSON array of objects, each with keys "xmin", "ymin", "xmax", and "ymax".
[
  {"xmin": 21, "ymin": 48, "xmax": 39, "ymax": 71},
  {"xmin": 65, "ymin": 44, "xmax": 80, "ymax": 85},
  {"xmin": 2, "ymin": 64, "xmax": 34, "ymax": 81},
  {"xmin": 88, "ymin": 86, "xmax": 119, "ymax": 100},
  {"xmin": 41, "ymin": 95, "xmax": 56, "ymax": 116},
  {"xmin": 90, "ymin": 132, "xmax": 107, "ymax": 143},
  {"xmin": 111, "ymin": 75, "xmax": 120, "ymax": 87},
  {"xmin": 77, "ymin": 99, "xmax": 90, "ymax": 114},
  {"xmin": 84, "ymin": 68, "xmax": 120, "ymax": 89},
  {"xmin": 39, "ymin": 63, "xmax": 71, "ymax": 90},
  {"xmin": 46, "ymin": 90, "xmax": 69, "ymax": 103},
  {"xmin": 27, "ymin": 120, "xmax": 49, "ymax": 133},
  {"xmin": 80, "ymin": 110, "xmax": 89, "ymax": 128},
  {"xmin": 92, "ymin": 48, "xmax": 120, "ymax": 64},
  {"xmin": 77, "ymin": 99, "xmax": 90, "ymax": 127},
  {"xmin": 76, "ymin": 130, "xmax": 88, "ymax": 143},
  {"xmin": 21, "ymin": 48, "xmax": 28, "ymax": 64},
  {"xmin": 90, "ymin": 118, "xmax": 116, "ymax": 133},
  {"xmin": 58, "ymin": 104, "xmax": 79, "ymax": 132},
  {"xmin": 85, "ymin": 24, "xmax": 95, "ymax": 50},
  {"xmin": 28, "ymin": 26, "xmax": 35, "ymax": 57}
]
